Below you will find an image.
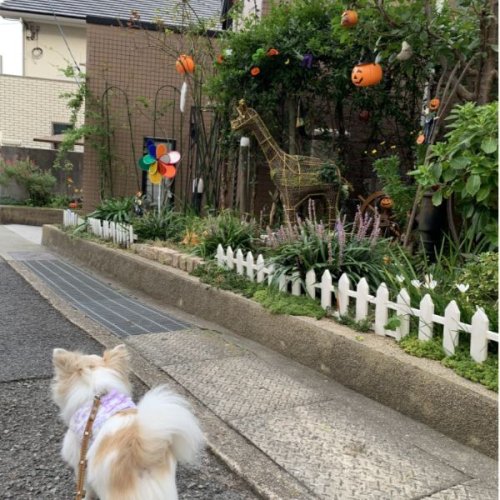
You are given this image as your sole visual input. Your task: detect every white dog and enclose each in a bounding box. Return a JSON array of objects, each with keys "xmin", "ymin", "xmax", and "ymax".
[{"xmin": 52, "ymin": 344, "xmax": 204, "ymax": 500}]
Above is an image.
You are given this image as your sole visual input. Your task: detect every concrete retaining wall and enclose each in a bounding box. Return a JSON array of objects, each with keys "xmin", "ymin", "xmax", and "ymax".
[
  {"xmin": 0, "ymin": 205, "xmax": 63, "ymax": 225},
  {"xmin": 42, "ymin": 225, "xmax": 498, "ymax": 458}
]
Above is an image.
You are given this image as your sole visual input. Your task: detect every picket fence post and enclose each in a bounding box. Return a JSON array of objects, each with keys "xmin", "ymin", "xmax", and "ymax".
[
  {"xmin": 236, "ymin": 249, "xmax": 244, "ymax": 275},
  {"xmin": 305, "ymin": 270, "xmax": 316, "ymax": 299},
  {"xmin": 418, "ymin": 294, "xmax": 434, "ymax": 341},
  {"xmin": 267, "ymin": 264, "xmax": 275, "ymax": 286},
  {"xmin": 355, "ymin": 278, "xmax": 369, "ymax": 321},
  {"xmin": 320, "ymin": 270, "xmax": 332, "ymax": 310},
  {"xmin": 291, "ymin": 273, "xmax": 301, "ymax": 296},
  {"xmin": 337, "ymin": 273, "xmax": 350, "ymax": 316},
  {"xmin": 443, "ymin": 300, "xmax": 460, "ymax": 356},
  {"xmin": 256, "ymin": 254, "xmax": 265, "ymax": 283},
  {"xmin": 216, "ymin": 244, "xmax": 225, "ymax": 267},
  {"xmin": 374, "ymin": 283, "xmax": 389, "ymax": 336},
  {"xmin": 246, "ymin": 251, "xmax": 255, "ymax": 281},
  {"xmin": 396, "ymin": 288, "xmax": 411, "ymax": 340},
  {"xmin": 226, "ymin": 246, "xmax": 234, "ymax": 270},
  {"xmin": 470, "ymin": 308, "xmax": 489, "ymax": 363},
  {"xmin": 278, "ymin": 274, "xmax": 287, "ymax": 292}
]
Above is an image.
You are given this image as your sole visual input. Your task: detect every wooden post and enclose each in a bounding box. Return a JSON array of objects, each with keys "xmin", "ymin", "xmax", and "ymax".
[{"xmin": 418, "ymin": 294, "xmax": 434, "ymax": 341}]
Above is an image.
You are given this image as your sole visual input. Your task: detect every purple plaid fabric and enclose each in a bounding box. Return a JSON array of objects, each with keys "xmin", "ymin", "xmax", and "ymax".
[{"xmin": 69, "ymin": 389, "xmax": 136, "ymax": 444}]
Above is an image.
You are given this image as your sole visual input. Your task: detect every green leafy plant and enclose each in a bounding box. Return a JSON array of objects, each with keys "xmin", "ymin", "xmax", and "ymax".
[
  {"xmin": 132, "ymin": 209, "xmax": 190, "ymax": 242},
  {"xmin": 399, "ymin": 335, "xmax": 497, "ymax": 391},
  {"xmin": 411, "ymin": 102, "xmax": 498, "ymax": 249},
  {"xmin": 87, "ymin": 197, "xmax": 134, "ymax": 224},
  {"xmin": 253, "ymin": 288, "xmax": 326, "ymax": 319},
  {"xmin": 266, "ymin": 207, "xmax": 390, "ymax": 291},
  {"xmin": 48, "ymin": 194, "xmax": 72, "ymax": 208},
  {"xmin": 0, "ymin": 159, "xmax": 56, "ymax": 206},
  {"xmin": 192, "ymin": 210, "xmax": 257, "ymax": 258}
]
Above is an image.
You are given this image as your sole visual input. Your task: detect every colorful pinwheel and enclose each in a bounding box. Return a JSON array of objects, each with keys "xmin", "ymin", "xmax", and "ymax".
[{"xmin": 138, "ymin": 140, "xmax": 181, "ymax": 185}]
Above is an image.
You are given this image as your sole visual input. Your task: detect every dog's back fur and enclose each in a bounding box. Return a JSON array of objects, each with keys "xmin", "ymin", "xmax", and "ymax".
[{"xmin": 52, "ymin": 345, "xmax": 204, "ymax": 500}]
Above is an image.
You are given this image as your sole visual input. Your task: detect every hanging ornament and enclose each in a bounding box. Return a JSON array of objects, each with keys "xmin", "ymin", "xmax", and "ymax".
[
  {"xmin": 416, "ymin": 133, "xmax": 426, "ymax": 145},
  {"xmin": 395, "ymin": 41, "xmax": 413, "ymax": 61},
  {"xmin": 180, "ymin": 81, "xmax": 188, "ymax": 113},
  {"xmin": 175, "ymin": 54, "xmax": 195, "ymax": 75},
  {"xmin": 267, "ymin": 48, "xmax": 279, "ymax": 56},
  {"xmin": 301, "ymin": 53, "xmax": 314, "ymax": 69},
  {"xmin": 429, "ymin": 98, "xmax": 440, "ymax": 111},
  {"xmin": 341, "ymin": 10, "xmax": 358, "ymax": 27},
  {"xmin": 138, "ymin": 139, "xmax": 181, "ymax": 184},
  {"xmin": 351, "ymin": 63, "xmax": 383, "ymax": 87},
  {"xmin": 358, "ymin": 110, "xmax": 370, "ymax": 122},
  {"xmin": 250, "ymin": 66, "xmax": 261, "ymax": 76},
  {"xmin": 216, "ymin": 54, "xmax": 224, "ymax": 64}
]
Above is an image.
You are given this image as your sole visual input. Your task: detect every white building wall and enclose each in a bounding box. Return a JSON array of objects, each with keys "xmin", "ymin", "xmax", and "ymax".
[{"xmin": 0, "ymin": 74, "xmax": 84, "ymax": 149}]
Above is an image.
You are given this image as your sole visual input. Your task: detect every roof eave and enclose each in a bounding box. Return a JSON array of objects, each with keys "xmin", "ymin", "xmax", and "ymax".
[{"xmin": 0, "ymin": 8, "xmax": 86, "ymax": 26}]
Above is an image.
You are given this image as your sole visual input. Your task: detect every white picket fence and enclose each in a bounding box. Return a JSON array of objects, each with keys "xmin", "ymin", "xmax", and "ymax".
[
  {"xmin": 63, "ymin": 209, "xmax": 136, "ymax": 248},
  {"xmin": 216, "ymin": 244, "xmax": 499, "ymax": 363}
]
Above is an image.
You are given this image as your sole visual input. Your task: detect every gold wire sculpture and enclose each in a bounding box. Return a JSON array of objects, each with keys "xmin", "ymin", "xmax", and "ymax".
[{"xmin": 231, "ymin": 100, "xmax": 341, "ymax": 225}]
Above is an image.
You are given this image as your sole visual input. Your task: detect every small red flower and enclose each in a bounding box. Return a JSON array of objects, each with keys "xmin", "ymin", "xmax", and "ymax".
[
  {"xmin": 250, "ymin": 66, "xmax": 261, "ymax": 77},
  {"xmin": 267, "ymin": 48, "xmax": 279, "ymax": 56},
  {"xmin": 216, "ymin": 54, "xmax": 224, "ymax": 64}
]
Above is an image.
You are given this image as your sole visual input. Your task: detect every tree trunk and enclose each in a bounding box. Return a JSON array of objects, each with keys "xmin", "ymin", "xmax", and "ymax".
[{"xmin": 477, "ymin": 0, "xmax": 498, "ymax": 104}]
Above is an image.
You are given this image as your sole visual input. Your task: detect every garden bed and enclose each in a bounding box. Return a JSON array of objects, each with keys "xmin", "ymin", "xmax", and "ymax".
[{"xmin": 42, "ymin": 224, "xmax": 498, "ymax": 458}]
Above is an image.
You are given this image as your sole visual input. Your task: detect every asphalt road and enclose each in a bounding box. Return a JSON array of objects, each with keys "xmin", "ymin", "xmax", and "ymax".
[{"xmin": 0, "ymin": 261, "xmax": 258, "ymax": 500}]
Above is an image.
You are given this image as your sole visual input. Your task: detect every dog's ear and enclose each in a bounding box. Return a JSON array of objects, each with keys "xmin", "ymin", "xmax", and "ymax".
[
  {"xmin": 103, "ymin": 344, "xmax": 130, "ymax": 375},
  {"xmin": 53, "ymin": 348, "xmax": 79, "ymax": 376}
]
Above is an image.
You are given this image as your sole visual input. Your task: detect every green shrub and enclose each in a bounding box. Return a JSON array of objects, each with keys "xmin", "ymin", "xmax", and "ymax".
[
  {"xmin": 87, "ymin": 197, "xmax": 134, "ymax": 224},
  {"xmin": 132, "ymin": 209, "xmax": 189, "ymax": 242},
  {"xmin": 0, "ymin": 159, "xmax": 56, "ymax": 206},
  {"xmin": 192, "ymin": 210, "xmax": 257, "ymax": 258},
  {"xmin": 411, "ymin": 102, "xmax": 498, "ymax": 249}
]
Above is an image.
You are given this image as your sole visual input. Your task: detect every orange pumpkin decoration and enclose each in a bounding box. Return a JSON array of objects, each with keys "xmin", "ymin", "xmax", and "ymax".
[
  {"xmin": 351, "ymin": 63, "xmax": 383, "ymax": 87},
  {"xmin": 175, "ymin": 55, "xmax": 195, "ymax": 74},
  {"xmin": 250, "ymin": 66, "xmax": 261, "ymax": 77},
  {"xmin": 341, "ymin": 10, "xmax": 358, "ymax": 27},
  {"xmin": 429, "ymin": 98, "xmax": 440, "ymax": 111},
  {"xmin": 216, "ymin": 54, "xmax": 224, "ymax": 64},
  {"xmin": 379, "ymin": 196, "xmax": 393, "ymax": 210},
  {"xmin": 267, "ymin": 48, "xmax": 279, "ymax": 56},
  {"xmin": 416, "ymin": 133, "xmax": 425, "ymax": 145}
]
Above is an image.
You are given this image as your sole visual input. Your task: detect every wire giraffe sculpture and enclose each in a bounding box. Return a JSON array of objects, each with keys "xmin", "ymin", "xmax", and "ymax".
[{"xmin": 231, "ymin": 100, "xmax": 342, "ymax": 225}]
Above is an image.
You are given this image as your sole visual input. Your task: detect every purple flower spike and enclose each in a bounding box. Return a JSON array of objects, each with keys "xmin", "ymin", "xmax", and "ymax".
[{"xmin": 301, "ymin": 53, "xmax": 314, "ymax": 69}]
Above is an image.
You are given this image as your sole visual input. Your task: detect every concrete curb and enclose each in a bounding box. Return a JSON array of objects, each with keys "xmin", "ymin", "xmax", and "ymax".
[
  {"xmin": 42, "ymin": 225, "xmax": 498, "ymax": 459},
  {"xmin": 0, "ymin": 205, "xmax": 63, "ymax": 225}
]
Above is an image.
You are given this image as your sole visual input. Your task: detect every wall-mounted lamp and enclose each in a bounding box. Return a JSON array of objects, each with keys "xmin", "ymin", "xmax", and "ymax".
[{"xmin": 25, "ymin": 22, "xmax": 40, "ymax": 41}]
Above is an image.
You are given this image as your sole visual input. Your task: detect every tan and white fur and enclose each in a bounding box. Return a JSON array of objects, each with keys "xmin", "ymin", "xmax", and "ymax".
[{"xmin": 52, "ymin": 345, "xmax": 204, "ymax": 500}]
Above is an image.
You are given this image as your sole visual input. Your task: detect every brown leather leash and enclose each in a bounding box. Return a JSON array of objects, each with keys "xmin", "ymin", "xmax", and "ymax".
[{"xmin": 75, "ymin": 394, "xmax": 102, "ymax": 500}]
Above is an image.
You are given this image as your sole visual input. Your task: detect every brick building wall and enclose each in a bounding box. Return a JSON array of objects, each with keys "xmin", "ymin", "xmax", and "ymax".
[
  {"xmin": 83, "ymin": 23, "xmax": 196, "ymax": 211},
  {"xmin": 0, "ymin": 74, "xmax": 83, "ymax": 149}
]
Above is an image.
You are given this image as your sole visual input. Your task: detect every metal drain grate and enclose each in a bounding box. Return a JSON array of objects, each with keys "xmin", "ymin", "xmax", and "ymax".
[{"xmin": 22, "ymin": 259, "xmax": 189, "ymax": 337}]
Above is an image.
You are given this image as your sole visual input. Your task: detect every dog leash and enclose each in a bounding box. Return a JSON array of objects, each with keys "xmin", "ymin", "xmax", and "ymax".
[{"xmin": 75, "ymin": 394, "xmax": 102, "ymax": 500}]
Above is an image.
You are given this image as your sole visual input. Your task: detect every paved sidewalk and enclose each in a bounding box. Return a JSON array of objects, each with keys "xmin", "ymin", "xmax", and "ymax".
[{"xmin": 1, "ymin": 225, "xmax": 498, "ymax": 500}]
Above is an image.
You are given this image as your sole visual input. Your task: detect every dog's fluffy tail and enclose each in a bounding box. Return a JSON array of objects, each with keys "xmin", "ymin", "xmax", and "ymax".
[{"xmin": 137, "ymin": 385, "xmax": 204, "ymax": 464}]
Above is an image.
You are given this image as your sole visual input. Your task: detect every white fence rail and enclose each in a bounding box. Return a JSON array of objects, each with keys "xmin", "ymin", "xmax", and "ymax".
[
  {"xmin": 216, "ymin": 244, "xmax": 498, "ymax": 363},
  {"xmin": 63, "ymin": 209, "xmax": 136, "ymax": 248}
]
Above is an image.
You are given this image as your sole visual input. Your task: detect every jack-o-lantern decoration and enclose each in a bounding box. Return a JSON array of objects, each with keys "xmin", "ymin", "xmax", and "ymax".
[
  {"xmin": 175, "ymin": 55, "xmax": 195, "ymax": 75},
  {"xmin": 341, "ymin": 10, "xmax": 358, "ymax": 27},
  {"xmin": 429, "ymin": 98, "xmax": 440, "ymax": 111},
  {"xmin": 379, "ymin": 196, "xmax": 393, "ymax": 210},
  {"xmin": 351, "ymin": 63, "xmax": 383, "ymax": 87}
]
